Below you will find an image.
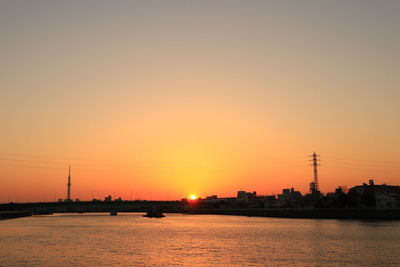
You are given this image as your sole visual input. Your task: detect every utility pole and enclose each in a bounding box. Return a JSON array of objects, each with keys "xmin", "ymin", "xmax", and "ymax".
[{"xmin": 309, "ymin": 152, "xmax": 321, "ymax": 193}]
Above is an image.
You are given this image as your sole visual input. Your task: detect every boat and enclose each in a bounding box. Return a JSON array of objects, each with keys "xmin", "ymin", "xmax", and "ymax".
[
  {"xmin": 110, "ymin": 210, "xmax": 118, "ymax": 216},
  {"xmin": 143, "ymin": 208, "xmax": 165, "ymax": 218}
]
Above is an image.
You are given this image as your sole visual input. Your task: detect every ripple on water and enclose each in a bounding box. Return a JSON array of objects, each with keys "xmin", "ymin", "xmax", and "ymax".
[{"xmin": 1, "ymin": 213, "xmax": 400, "ymax": 266}]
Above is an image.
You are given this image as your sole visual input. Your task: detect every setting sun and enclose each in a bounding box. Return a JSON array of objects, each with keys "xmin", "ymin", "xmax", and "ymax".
[{"xmin": 189, "ymin": 195, "xmax": 198, "ymax": 200}]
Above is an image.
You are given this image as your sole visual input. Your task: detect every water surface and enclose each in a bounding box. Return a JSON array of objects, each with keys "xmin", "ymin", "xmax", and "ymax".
[{"xmin": 0, "ymin": 213, "xmax": 399, "ymax": 266}]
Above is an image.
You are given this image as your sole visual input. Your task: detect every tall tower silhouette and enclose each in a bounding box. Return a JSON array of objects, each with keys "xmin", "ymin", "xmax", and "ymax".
[
  {"xmin": 67, "ymin": 166, "xmax": 71, "ymax": 201},
  {"xmin": 309, "ymin": 152, "xmax": 321, "ymax": 193}
]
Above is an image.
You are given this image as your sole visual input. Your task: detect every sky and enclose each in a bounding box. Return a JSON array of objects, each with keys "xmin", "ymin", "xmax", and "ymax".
[{"xmin": 0, "ymin": 0, "xmax": 399, "ymax": 202}]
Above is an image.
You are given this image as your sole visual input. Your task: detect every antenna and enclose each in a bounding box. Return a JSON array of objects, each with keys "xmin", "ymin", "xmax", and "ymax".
[{"xmin": 67, "ymin": 165, "xmax": 71, "ymax": 201}]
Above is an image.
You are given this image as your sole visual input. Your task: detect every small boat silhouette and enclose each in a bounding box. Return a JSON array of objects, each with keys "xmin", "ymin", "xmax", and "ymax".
[{"xmin": 143, "ymin": 208, "xmax": 165, "ymax": 218}]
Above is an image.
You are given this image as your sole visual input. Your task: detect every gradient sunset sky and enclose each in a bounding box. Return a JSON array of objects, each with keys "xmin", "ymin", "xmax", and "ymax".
[{"xmin": 1, "ymin": 0, "xmax": 399, "ymax": 202}]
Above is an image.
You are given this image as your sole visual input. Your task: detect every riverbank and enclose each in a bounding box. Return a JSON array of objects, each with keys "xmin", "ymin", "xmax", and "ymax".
[
  {"xmin": 0, "ymin": 211, "xmax": 32, "ymax": 220},
  {"xmin": 183, "ymin": 208, "xmax": 400, "ymax": 220},
  {"xmin": 3, "ymin": 201, "xmax": 400, "ymax": 220}
]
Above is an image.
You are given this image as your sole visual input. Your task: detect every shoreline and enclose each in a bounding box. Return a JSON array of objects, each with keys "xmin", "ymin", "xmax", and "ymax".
[
  {"xmin": 181, "ymin": 208, "xmax": 400, "ymax": 220},
  {"xmin": 0, "ymin": 211, "xmax": 32, "ymax": 220}
]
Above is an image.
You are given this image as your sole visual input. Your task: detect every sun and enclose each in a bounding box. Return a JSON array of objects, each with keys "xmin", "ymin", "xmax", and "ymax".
[{"xmin": 189, "ymin": 194, "xmax": 198, "ymax": 200}]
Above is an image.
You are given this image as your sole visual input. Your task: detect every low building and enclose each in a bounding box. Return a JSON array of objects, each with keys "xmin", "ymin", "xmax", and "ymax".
[
  {"xmin": 263, "ymin": 196, "xmax": 280, "ymax": 208},
  {"xmin": 237, "ymin": 191, "xmax": 257, "ymax": 198},
  {"xmin": 348, "ymin": 179, "xmax": 400, "ymax": 208},
  {"xmin": 277, "ymin": 188, "xmax": 302, "ymax": 207},
  {"xmin": 376, "ymin": 191, "xmax": 399, "ymax": 208}
]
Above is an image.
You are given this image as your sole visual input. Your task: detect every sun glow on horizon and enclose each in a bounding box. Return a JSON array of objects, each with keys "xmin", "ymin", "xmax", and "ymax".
[{"xmin": 189, "ymin": 194, "xmax": 198, "ymax": 200}]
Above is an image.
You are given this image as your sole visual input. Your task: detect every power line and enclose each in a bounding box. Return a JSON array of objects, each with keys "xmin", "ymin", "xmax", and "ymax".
[
  {"xmin": 0, "ymin": 163, "xmax": 128, "ymax": 173},
  {"xmin": 323, "ymin": 164, "xmax": 399, "ymax": 173},
  {"xmin": 323, "ymin": 159, "xmax": 400, "ymax": 168},
  {"xmin": 0, "ymin": 152, "xmax": 116, "ymax": 163},
  {"xmin": 323, "ymin": 155, "xmax": 400, "ymax": 165}
]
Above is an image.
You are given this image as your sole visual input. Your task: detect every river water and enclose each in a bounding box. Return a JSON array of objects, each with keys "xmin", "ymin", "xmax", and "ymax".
[{"xmin": 0, "ymin": 213, "xmax": 399, "ymax": 266}]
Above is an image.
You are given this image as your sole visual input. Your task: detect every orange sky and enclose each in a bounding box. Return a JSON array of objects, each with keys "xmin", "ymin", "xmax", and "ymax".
[{"xmin": 0, "ymin": 1, "xmax": 399, "ymax": 202}]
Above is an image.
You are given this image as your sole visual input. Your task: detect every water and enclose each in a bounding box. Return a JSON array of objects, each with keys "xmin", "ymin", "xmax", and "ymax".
[{"xmin": 0, "ymin": 213, "xmax": 399, "ymax": 266}]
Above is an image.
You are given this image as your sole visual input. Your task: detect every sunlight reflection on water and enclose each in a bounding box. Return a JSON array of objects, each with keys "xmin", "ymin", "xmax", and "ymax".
[{"xmin": 0, "ymin": 213, "xmax": 399, "ymax": 266}]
